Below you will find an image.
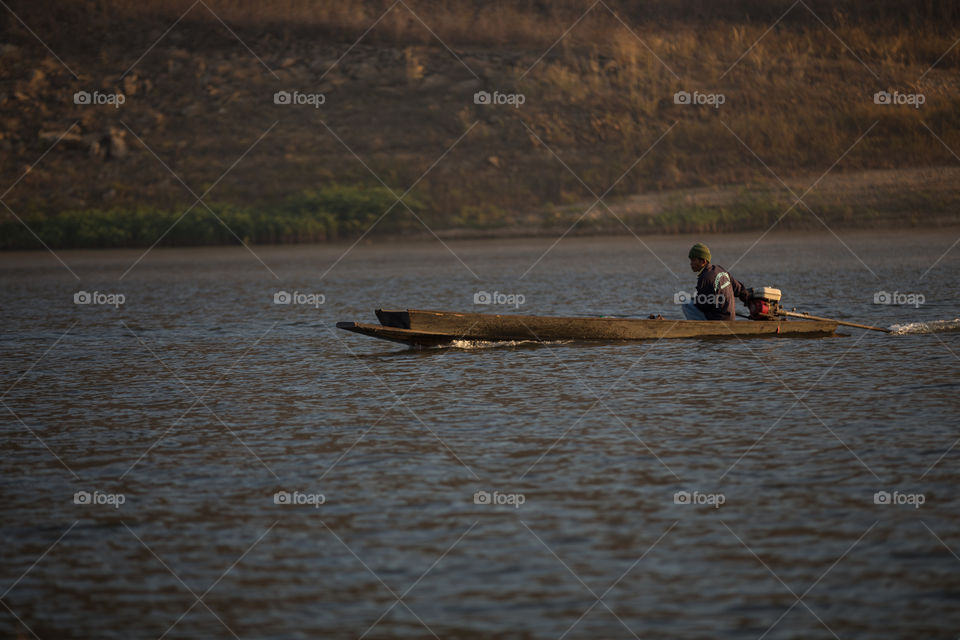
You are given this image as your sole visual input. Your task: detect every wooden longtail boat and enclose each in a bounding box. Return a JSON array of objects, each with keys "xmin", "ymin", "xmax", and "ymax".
[{"xmin": 335, "ymin": 308, "xmax": 838, "ymax": 347}]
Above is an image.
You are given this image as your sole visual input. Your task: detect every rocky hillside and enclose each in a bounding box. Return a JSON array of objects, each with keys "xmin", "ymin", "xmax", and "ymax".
[{"xmin": 2, "ymin": 1, "xmax": 959, "ymax": 246}]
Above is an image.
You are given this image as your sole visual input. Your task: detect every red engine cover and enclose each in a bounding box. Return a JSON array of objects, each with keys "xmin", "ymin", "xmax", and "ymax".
[{"xmin": 749, "ymin": 299, "xmax": 770, "ymax": 318}]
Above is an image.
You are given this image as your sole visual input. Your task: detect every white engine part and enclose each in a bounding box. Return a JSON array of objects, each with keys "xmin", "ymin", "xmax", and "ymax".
[{"xmin": 749, "ymin": 287, "xmax": 782, "ymax": 303}]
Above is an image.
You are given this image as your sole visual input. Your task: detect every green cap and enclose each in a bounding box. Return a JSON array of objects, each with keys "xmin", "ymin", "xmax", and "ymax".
[{"xmin": 688, "ymin": 242, "xmax": 711, "ymax": 261}]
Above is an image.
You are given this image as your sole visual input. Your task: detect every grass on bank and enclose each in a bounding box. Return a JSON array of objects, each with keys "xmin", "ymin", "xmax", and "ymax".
[
  {"xmin": 4, "ymin": 184, "xmax": 955, "ymax": 250},
  {"xmin": 0, "ymin": 185, "xmax": 419, "ymax": 249}
]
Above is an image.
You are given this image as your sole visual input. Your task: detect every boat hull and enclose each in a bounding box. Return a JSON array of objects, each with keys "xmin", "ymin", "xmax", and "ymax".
[{"xmin": 335, "ymin": 309, "xmax": 838, "ymax": 346}]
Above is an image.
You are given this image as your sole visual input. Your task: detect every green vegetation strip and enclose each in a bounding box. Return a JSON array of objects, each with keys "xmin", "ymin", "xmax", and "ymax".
[
  {"xmin": 2, "ymin": 185, "xmax": 953, "ymax": 250},
  {"xmin": 0, "ymin": 185, "xmax": 418, "ymax": 250}
]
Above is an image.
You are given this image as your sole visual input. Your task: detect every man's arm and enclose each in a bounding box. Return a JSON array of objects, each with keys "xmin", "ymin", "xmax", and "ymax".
[{"xmin": 731, "ymin": 275, "xmax": 750, "ymax": 304}]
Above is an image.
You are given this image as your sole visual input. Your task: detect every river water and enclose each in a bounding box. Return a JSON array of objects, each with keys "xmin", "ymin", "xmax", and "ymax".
[{"xmin": 2, "ymin": 230, "xmax": 959, "ymax": 639}]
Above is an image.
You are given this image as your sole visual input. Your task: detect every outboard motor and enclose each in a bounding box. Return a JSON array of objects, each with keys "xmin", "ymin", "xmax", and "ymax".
[{"xmin": 747, "ymin": 287, "xmax": 783, "ymax": 320}]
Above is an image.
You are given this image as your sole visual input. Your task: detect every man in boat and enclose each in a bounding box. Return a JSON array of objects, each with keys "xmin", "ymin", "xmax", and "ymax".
[{"xmin": 683, "ymin": 242, "xmax": 750, "ymax": 321}]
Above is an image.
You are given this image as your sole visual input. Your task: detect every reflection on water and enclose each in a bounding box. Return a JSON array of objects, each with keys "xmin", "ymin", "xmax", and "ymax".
[{"xmin": 1, "ymin": 230, "xmax": 959, "ymax": 638}]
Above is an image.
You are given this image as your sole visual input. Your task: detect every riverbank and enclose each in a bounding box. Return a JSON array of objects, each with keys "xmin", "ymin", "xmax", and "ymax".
[
  {"xmin": 3, "ymin": 166, "xmax": 958, "ymax": 249},
  {"xmin": 2, "ymin": 1, "xmax": 959, "ymax": 248}
]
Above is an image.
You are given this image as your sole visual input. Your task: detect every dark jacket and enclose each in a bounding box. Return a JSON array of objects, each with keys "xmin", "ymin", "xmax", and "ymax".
[{"xmin": 695, "ymin": 263, "xmax": 749, "ymax": 320}]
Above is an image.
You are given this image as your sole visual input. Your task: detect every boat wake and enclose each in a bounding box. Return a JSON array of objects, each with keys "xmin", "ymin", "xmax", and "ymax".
[
  {"xmin": 888, "ymin": 318, "xmax": 960, "ymax": 335},
  {"xmin": 445, "ymin": 339, "xmax": 570, "ymax": 350}
]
